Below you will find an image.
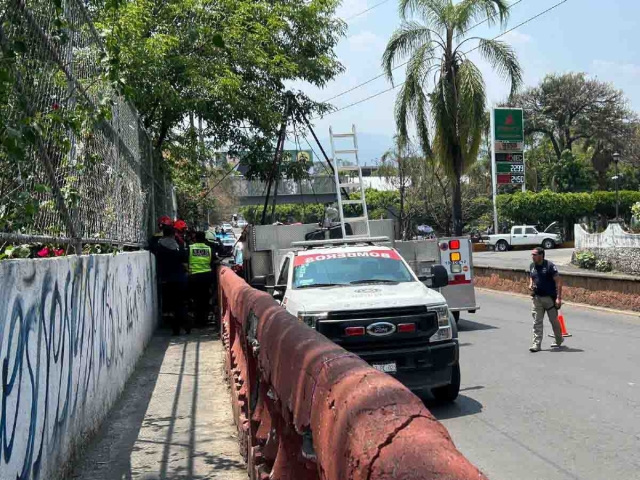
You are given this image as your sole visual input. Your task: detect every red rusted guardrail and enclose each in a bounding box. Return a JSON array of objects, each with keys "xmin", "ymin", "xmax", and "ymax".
[{"xmin": 218, "ymin": 267, "xmax": 488, "ymax": 480}]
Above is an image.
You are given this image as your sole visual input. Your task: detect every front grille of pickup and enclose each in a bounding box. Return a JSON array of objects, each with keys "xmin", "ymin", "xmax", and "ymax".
[{"xmin": 317, "ymin": 305, "xmax": 439, "ymax": 352}]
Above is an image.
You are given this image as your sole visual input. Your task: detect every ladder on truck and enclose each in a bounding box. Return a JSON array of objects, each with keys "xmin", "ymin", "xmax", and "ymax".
[{"xmin": 329, "ymin": 124, "xmax": 371, "ymax": 239}]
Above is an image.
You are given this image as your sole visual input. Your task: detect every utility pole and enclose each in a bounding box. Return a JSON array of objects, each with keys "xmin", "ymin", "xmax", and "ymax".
[
  {"xmin": 261, "ymin": 99, "xmax": 290, "ymax": 225},
  {"xmin": 490, "ymin": 108, "xmax": 499, "ymax": 234},
  {"xmin": 613, "ymin": 152, "xmax": 621, "ymax": 221},
  {"xmin": 270, "ymin": 157, "xmax": 282, "ymax": 223}
]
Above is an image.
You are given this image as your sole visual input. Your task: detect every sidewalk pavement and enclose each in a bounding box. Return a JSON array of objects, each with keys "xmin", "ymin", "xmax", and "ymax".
[{"xmin": 70, "ymin": 328, "xmax": 246, "ymax": 480}]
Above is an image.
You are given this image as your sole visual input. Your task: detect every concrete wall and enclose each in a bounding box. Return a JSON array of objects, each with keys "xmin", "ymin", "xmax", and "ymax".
[
  {"xmin": 575, "ymin": 223, "xmax": 640, "ymax": 249},
  {"xmin": 0, "ymin": 251, "xmax": 158, "ymax": 480},
  {"xmin": 574, "ymin": 223, "xmax": 640, "ymax": 275}
]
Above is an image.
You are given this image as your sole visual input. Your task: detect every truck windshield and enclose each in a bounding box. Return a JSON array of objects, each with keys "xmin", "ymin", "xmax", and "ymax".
[{"xmin": 292, "ymin": 250, "xmax": 415, "ymax": 289}]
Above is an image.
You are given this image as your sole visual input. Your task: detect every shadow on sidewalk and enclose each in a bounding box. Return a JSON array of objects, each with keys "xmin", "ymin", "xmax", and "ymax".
[
  {"xmin": 70, "ymin": 329, "xmax": 171, "ymax": 479},
  {"xmin": 70, "ymin": 327, "xmax": 245, "ymax": 480}
]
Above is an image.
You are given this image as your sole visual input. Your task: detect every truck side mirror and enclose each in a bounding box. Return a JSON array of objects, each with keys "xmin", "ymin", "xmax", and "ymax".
[
  {"xmin": 419, "ymin": 265, "xmax": 449, "ymax": 289},
  {"xmin": 272, "ymin": 286, "xmax": 287, "ymax": 302},
  {"xmin": 250, "ymin": 276, "xmax": 268, "ymax": 292}
]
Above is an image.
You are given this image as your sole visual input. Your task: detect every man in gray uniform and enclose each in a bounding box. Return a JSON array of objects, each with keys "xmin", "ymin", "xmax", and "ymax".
[{"xmin": 528, "ymin": 247, "xmax": 564, "ymax": 352}]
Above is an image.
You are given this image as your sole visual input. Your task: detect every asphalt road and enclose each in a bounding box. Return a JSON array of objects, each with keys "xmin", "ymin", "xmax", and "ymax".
[
  {"xmin": 428, "ymin": 290, "xmax": 640, "ymax": 480},
  {"xmin": 473, "ymin": 247, "xmax": 575, "ymax": 271}
]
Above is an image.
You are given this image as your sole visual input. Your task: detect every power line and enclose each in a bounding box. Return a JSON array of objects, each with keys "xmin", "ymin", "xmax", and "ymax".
[
  {"xmin": 328, "ymin": 85, "xmax": 400, "ymax": 115},
  {"xmin": 465, "ymin": 0, "xmax": 568, "ymax": 55},
  {"xmin": 324, "ymin": 0, "xmax": 569, "ymax": 117},
  {"xmin": 199, "ymin": 162, "xmax": 240, "ymax": 199},
  {"xmin": 323, "ymin": 0, "xmax": 526, "ymax": 103},
  {"xmin": 344, "ymin": 0, "xmax": 392, "ymax": 21}
]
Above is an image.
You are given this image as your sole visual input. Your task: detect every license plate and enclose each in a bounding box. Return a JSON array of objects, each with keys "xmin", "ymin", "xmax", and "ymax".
[{"xmin": 372, "ymin": 362, "xmax": 397, "ymax": 374}]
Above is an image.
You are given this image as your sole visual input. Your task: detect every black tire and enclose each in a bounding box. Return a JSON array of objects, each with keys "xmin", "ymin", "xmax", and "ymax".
[
  {"xmin": 452, "ymin": 311, "xmax": 460, "ymax": 324},
  {"xmin": 496, "ymin": 240, "xmax": 509, "ymax": 252},
  {"xmin": 542, "ymin": 239, "xmax": 555, "ymax": 250},
  {"xmin": 431, "ymin": 363, "xmax": 461, "ymax": 403}
]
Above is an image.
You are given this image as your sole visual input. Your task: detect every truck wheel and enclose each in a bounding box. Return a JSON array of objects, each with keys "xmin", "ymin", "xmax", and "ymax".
[
  {"xmin": 432, "ymin": 363, "xmax": 461, "ymax": 403},
  {"xmin": 542, "ymin": 239, "xmax": 555, "ymax": 249},
  {"xmin": 496, "ymin": 240, "xmax": 509, "ymax": 252},
  {"xmin": 452, "ymin": 311, "xmax": 460, "ymax": 324}
]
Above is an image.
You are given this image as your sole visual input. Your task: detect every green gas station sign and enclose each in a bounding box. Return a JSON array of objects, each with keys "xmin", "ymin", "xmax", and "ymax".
[
  {"xmin": 494, "ymin": 108, "xmax": 524, "ymax": 143},
  {"xmin": 493, "ymin": 108, "xmax": 525, "ymax": 185}
]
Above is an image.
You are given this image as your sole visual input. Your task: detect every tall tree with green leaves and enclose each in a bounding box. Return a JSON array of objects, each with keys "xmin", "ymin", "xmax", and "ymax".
[
  {"xmin": 88, "ymin": 0, "xmax": 345, "ymax": 173},
  {"xmin": 382, "ymin": 0, "xmax": 522, "ymax": 235},
  {"xmin": 509, "ymin": 72, "xmax": 639, "ymax": 189},
  {"xmin": 85, "ymin": 0, "xmax": 345, "ymax": 223}
]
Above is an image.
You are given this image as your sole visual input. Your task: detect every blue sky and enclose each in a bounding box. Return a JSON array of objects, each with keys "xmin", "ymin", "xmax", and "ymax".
[{"xmin": 289, "ymin": 0, "xmax": 640, "ymax": 163}]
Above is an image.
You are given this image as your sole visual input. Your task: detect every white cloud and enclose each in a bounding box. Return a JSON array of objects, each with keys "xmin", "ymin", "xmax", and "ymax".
[
  {"xmin": 502, "ymin": 30, "xmax": 532, "ymax": 45},
  {"xmin": 592, "ymin": 60, "xmax": 640, "ymax": 77},
  {"xmin": 347, "ymin": 31, "xmax": 385, "ymax": 52}
]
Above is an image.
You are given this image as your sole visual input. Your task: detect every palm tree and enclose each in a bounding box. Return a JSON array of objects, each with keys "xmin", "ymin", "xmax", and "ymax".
[{"xmin": 382, "ymin": 0, "xmax": 522, "ymax": 235}]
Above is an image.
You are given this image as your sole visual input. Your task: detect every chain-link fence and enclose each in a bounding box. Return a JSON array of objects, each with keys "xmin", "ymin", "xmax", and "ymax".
[{"xmin": 0, "ymin": 0, "xmax": 173, "ymax": 249}]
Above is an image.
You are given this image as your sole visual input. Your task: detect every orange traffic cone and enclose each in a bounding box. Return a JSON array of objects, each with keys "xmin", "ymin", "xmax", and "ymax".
[
  {"xmin": 549, "ymin": 312, "xmax": 572, "ymax": 338},
  {"xmin": 558, "ymin": 313, "xmax": 572, "ymax": 337}
]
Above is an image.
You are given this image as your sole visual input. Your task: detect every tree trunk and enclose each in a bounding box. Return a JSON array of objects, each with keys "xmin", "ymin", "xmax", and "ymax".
[
  {"xmin": 452, "ymin": 174, "xmax": 463, "ymax": 236},
  {"xmin": 399, "ymin": 185, "xmax": 405, "ymax": 240},
  {"xmin": 452, "ymin": 151, "xmax": 464, "ymax": 236}
]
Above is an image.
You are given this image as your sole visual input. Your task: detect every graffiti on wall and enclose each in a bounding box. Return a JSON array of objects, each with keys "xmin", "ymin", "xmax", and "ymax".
[{"xmin": 0, "ymin": 252, "xmax": 157, "ymax": 480}]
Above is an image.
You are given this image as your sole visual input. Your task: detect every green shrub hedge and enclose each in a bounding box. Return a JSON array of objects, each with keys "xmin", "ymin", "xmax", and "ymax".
[{"xmin": 497, "ymin": 190, "xmax": 640, "ymax": 226}]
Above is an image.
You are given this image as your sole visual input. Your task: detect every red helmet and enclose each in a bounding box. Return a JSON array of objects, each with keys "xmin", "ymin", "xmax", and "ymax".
[
  {"xmin": 174, "ymin": 220, "xmax": 188, "ymax": 232},
  {"xmin": 158, "ymin": 216, "xmax": 173, "ymax": 227}
]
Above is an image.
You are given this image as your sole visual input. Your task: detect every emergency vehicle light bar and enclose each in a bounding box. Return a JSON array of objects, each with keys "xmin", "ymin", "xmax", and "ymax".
[{"xmin": 291, "ymin": 236, "xmax": 390, "ymax": 248}]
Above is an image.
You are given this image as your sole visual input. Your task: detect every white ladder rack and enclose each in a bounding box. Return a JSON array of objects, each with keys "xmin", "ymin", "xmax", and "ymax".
[{"xmin": 329, "ymin": 124, "xmax": 371, "ymax": 239}]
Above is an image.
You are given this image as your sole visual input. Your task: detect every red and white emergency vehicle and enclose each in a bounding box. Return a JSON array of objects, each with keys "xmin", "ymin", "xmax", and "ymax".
[{"xmin": 235, "ymin": 124, "xmax": 478, "ymax": 401}]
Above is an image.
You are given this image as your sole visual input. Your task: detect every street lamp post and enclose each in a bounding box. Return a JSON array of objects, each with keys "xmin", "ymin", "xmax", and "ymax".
[{"xmin": 613, "ymin": 152, "xmax": 621, "ymax": 221}]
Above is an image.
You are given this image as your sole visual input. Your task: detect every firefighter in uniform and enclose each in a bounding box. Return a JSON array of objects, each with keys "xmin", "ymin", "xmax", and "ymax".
[
  {"xmin": 149, "ymin": 216, "xmax": 173, "ymax": 251},
  {"xmin": 148, "ymin": 216, "xmax": 174, "ymax": 323},
  {"xmin": 174, "ymin": 219, "xmax": 188, "ymax": 247},
  {"xmin": 188, "ymin": 231, "xmax": 216, "ymax": 328},
  {"xmin": 151, "ymin": 220, "xmax": 190, "ymax": 335}
]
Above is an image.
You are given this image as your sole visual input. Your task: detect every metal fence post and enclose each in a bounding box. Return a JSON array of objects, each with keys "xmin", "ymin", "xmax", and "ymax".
[
  {"xmin": 146, "ymin": 127, "xmax": 156, "ymax": 237},
  {"xmin": 1, "ymin": 0, "xmax": 171, "ymax": 251}
]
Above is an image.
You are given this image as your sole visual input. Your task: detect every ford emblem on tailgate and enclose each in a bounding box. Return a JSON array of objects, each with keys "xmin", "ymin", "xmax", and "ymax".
[{"xmin": 366, "ymin": 322, "xmax": 396, "ymax": 337}]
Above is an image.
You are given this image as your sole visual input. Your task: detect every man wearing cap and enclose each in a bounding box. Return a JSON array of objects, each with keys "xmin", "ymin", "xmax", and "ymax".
[{"xmin": 528, "ymin": 247, "xmax": 564, "ymax": 352}]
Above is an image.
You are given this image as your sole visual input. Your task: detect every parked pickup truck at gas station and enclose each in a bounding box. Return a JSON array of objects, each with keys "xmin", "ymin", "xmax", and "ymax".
[{"xmin": 484, "ymin": 224, "xmax": 561, "ymax": 252}]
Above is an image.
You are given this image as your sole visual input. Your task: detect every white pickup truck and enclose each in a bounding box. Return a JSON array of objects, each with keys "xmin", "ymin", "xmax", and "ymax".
[
  {"xmin": 270, "ymin": 237, "xmax": 460, "ymax": 402},
  {"xmin": 484, "ymin": 224, "xmax": 561, "ymax": 252}
]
